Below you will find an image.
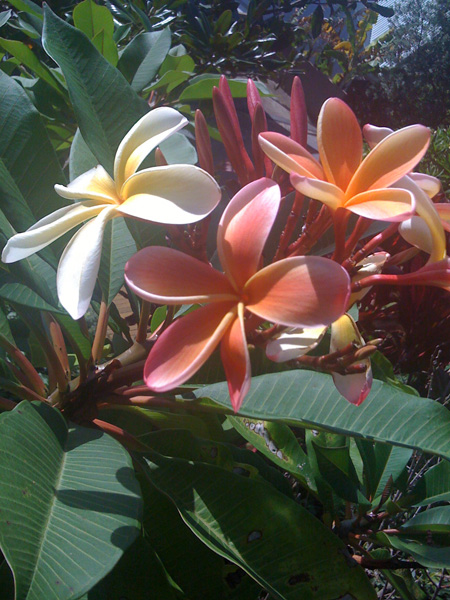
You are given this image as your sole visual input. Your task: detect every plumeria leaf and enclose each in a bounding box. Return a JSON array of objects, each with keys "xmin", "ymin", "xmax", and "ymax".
[
  {"xmin": 0, "ymin": 402, "xmax": 142, "ymax": 600},
  {"xmin": 0, "ymin": 282, "xmax": 64, "ymax": 313},
  {"xmin": 129, "ymin": 28, "xmax": 171, "ymax": 92},
  {"xmin": 42, "ymin": 5, "xmax": 147, "ymax": 174},
  {"xmin": 193, "ymin": 372, "xmax": 450, "ymax": 462},
  {"xmin": 73, "ymin": 0, "xmax": 118, "ymax": 66},
  {"xmin": 140, "ymin": 451, "xmax": 375, "ymax": 600},
  {"xmin": 0, "ymin": 71, "xmax": 67, "ymax": 222},
  {"xmin": 69, "ymin": 128, "xmax": 99, "ymax": 181}
]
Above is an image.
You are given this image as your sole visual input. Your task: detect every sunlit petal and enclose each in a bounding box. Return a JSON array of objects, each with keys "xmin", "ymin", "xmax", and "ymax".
[
  {"xmin": 349, "ymin": 252, "xmax": 389, "ymax": 305},
  {"xmin": 347, "ymin": 125, "xmax": 430, "ymax": 198},
  {"xmin": 344, "ymin": 188, "xmax": 414, "ymax": 222},
  {"xmin": 114, "ymin": 107, "xmax": 188, "ymax": 189},
  {"xmin": 290, "ymin": 173, "xmax": 344, "ymax": 211},
  {"xmin": 409, "ymin": 173, "xmax": 442, "ymax": 198},
  {"xmin": 220, "ymin": 303, "xmax": 251, "ymax": 412},
  {"xmin": 330, "ymin": 314, "xmax": 372, "ymax": 406},
  {"xmin": 258, "ymin": 132, "xmax": 324, "ymax": 179},
  {"xmin": 1, "ymin": 202, "xmax": 105, "ymax": 263},
  {"xmin": 399, "ymin": 216, "xmax": 434, "ymax": 254},
  {"xmin": 317, "ymin": 98, "xmax": 362, "ymax": 191},
  {"xmin": 435, "ymin": 204, "xmax": 450, "ymax": 232},
  {"xmin": 57, "ymin": 206, "xmax": 117, "ymax": 319},
  {"xmin": 362, "ymin": 123, "xmax": 392, "ymax": 148},
  {"xmin": 266, "ymin": 326, "xmax": 327, "ymax": 362},
  {"xmin": 55, "ymin": 166, "xmax": 119, "ymax": 204},
  {"xmin": 119, "ymin": 165, "xmax": 221, "ymax": 224},
  {"xmin": 218, "ymin": 178, "xmax": 280, "ymax": 290},
  {"xmin": 245, "ymin": 256, "xmax": 350, "ymax": 327},
  {"xmin": 144, "ymin": 303, "xmax": 237, "ymax": 392},
  {"xmin": 125, "ymin": 246, "xmax": 237, "ymax": 304}
]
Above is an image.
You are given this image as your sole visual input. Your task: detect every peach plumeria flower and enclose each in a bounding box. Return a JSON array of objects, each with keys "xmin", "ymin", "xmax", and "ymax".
[
  {"xmin": 259, "ymin": 98, "xmax": 431, "ymax": 223},
  {"xmin": 125, "ymin": 178, "xmax": 351, "ymax": 411},
  {"xmin": 2, "ymin": 107, "xmax": 221, "ymax": 319}
]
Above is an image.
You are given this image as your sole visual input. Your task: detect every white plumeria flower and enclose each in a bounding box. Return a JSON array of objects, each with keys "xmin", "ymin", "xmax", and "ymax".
[
  {"xmin": 266, "ymin": 326, "xmax": 327, "ymax": 363},
  {"xmin": 2, "ymin": 107, "xmax": 221, "ymax": 319},
  {"xmin": 363, "ymin": 124, "xmax": 446, "ymax": 264}
]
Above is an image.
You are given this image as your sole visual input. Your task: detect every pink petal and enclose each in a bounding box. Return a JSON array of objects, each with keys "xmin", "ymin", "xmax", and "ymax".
[
  {"xmin": 290, "ymin": 173, "xmax": 344, "ymax": 211},
  {"xmin": 220, "ymin": 303, "xmax": 251, "ymax": 412},
  {"xmin": 125, "ymin": 246, "xmax": 237, "ymax": 304},
  {"xmin": 347, "ymin": 125, "xmax": 430, "ymax": 198},
  {"xmin": 344, "ymin": 188, "xmax": 415, "ymax": 222},
  {"xmin": 436, "ymin": 204, "xmax": 450, "ymax": 233},
  {"xmin": 258, "ymin": 132, "xmax": 324, "ymax": 179},
  {"xmin": 244, "ymin": 256, "xmax": 350, "ymax": 327},
  {"xmin": 317, "ymin": 98, "xmax": 362, "ymax": 191},
  {"xmin": 409, "ymin": 173, "xmax": 442, "ymax": 198},
  {"xmin": 332, "ymin": 370, "xmax": 372, "ymax": 406},
  {"xmin": 363, "ymin": 124, "xmax": 392, "ymax": 149},
  {"xmin": 217, "ymin": 178, "xmax": 280, "ymax": 290},
  {"xmin": 144, "ymin": 302, "xmax": 236, "ymax": 392}
]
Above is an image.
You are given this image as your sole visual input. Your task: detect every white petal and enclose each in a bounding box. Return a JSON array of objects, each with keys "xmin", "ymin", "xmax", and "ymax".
[
  {"xmin": 114, "ymin": 107, "xmax": 188, "ymax": 190},
  {"xmin": 349, "ymin": 252, "xmax": 390, "ymax": 304},
  {"xmin": 57, "ymin": 206, "xmax": 117, "ymax": 319},
  {"xmin": 2, "ymin": 202, "xmax": 105, "ymax": 263},
  {"xmin": 55, "ymin": 166, "xmax": 118, "ymax": 203},
  {"xmin": 398, "ymin": 216, "xmax": 434, "ymax": 254},
  {"xmin": 266, "ymin": 326, "xmax": 327, "ymax": 362},
  {"xmin": 409, "ymin": 172, "xmax": 442, "ymax": 198},
  {"xmin": 118, "ymin": 165, "xmax": 221, "ymax": 224},
  {"xmin": 363, "ymin": 124, "xmax": 393, "ymax": 149}
]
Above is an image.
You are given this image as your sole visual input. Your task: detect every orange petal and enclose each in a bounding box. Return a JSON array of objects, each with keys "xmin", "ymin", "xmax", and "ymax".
[
  {"xmin": 125, "ymin": 246, "xmax": 237, "ymax": 304},
  {"xmin": 258, "ymin": 132, "xmax": 324, "ymax": 179},
  {"xmin": 244, "ymin": 256, "xmax": 350, "ymax": 327},
  {"xmin": 220, "ymin": 303, "xmax": 251, "ymax": 412},
  {"xmin": 347, "ymin": 124, "xmax": 430, "ymax": 198},
  {"xmin": 435, "ymin": 204, "xmax": 450, "ymax": 233},
  {"xmin": 344, "ymin": 188, "xmax": 414, "ymax": 222},
  {"xmin": 217, "ymin": 178, "xmax": 280, "ymax": 290},
  {"xmin": 144, "ymin": 302, "xmax": 236, "ymax": 392},
  {"xmin": 290, "ymin": 174, "xmax": 344, "ymax": 211},
  {"xmin": 317, "ymin": 98, "xmax": 362, "ymax": 191}
]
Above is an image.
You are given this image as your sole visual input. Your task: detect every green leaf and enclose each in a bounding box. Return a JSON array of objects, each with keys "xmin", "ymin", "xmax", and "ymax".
[
  {"xmin": 409, "ymin": 459, "xmax": 450, "ymax": 506},
  {"xmin": 0, "ymin": 71, "xmax": 67, "ymax": 221},
  {"xmin": 97, "ymin": 217, "xmax": 137, "ymax": 307},
  {"xmin": 73, "ymin": 0, "xmax": 118, "ymax": 66},
  {"xmin": 42, "ymin": 5, "xmax": 147, "ymax": 174},
  {"xmin": 141, "ymin": 451, "xmax": 376, "ymax": 600},
  {"xmin": 130, "ymin": 28, "xmax": 171, "ymax": 92},
  {"xmin": 179, "ymin": 76, "xmax": 269, "ymax": 101},
  {"xmin": 0, "ymin": 10, "xmax": 11, "ymax": 28},
  {"xmin": 159, "ymin": 132, "xmax": 197, "ymax": 165},
  {"xmin": 69, "ymin": 128, "xmax": 98, "ymax": 181},
  {"xmin": 228, "ymin": 416, "xmax": 315, "ymax": 490},
  {"xmin": 194, "ymin": 372, "xmax": 450, "ymax": 462},
  {"xmin": 0, "ymin": 38, "xmax": 62, "ymax": 93},
  {"xmin": 311, "ymin": 5, "xmax": 324, "ymax": 38},
  {"xmin": 0, "ymin": 401, "xmax": 141, "ymax": 600},
  {"xmin": 5, "ymin": 0, "xmax": 41, "ymax": 18},
  {"xmin": 0, "ymin": 282, "xmax": 63, "ymax": 313}
]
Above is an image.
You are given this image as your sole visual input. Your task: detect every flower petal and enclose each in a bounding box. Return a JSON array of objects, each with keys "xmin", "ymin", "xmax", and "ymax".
[
  {"xmin": 125, "ymin": 246, "xmax": 237, "ymax": 304},
  {"xmin": 144, "ymin": 302, "xmax": 237, "ymax": 392},
  {"xmin": 290, "ymin": 173, "xmax": 344, "ymax": 211},
  {"xmin": 330, "ymin": 314, "xmax": 372, "ymax": 406},
  {"xmin": 119, "ymin": 165, "xmax": 221, "ymax": 224},
  {"xmin": 57, "ymin": 206, "xmax": 117, "ymax": 319},
  {"xmin": 398, "ymin": 216, "xmax": 434, "ymax": 254},
  {"xmin": 347, "ymin": 125, "xmax": 430, "ymax": 198},
  {"xmin": 409, "ymin": 173, "xmax": 441, "ymax": 198},
  {"xmin": 349, "ymin": 252, "xmax": 390, "ymax": 305},
  {"xmin": 436, "ymin": 204, "xmax": 450, "ymax": 233},
  {"xmin": 258, "ymin": 132, "xmax": 324, "ymax": 179},
  {"xmin": 1, "ymin": 202, "xmax": 105, "ymax": 263},
  {"xmin": 55, "ymin": 166, "xmax": 119, "ymax": 204},
  {"xmin": 114, "ymin": 107, "xmax": 187, "ymax": 189},
  {"xmin": 266, "ymin": 326, "xmax": 327, "ymax": 362},
  {"xmin": 244, "ymin": 256, "xmax": 350, "ymax": 327},
  {"xmin": 220, "ymin": 303, "xmax": 251, "ymax": 412},
  {"xmin": 363, "ymin": 124, "xmax": 392, "ymax": 148},
  {"xmin": 317, "ymin": 98, "xmax": 362, "ymax": 191},
  {"xmin": 344, "ymin": 188, "xmax": 415, "ymax": 222},
  {"xmin": 217, "ymin": 178, "xmax": 280, "ymax": 290}
]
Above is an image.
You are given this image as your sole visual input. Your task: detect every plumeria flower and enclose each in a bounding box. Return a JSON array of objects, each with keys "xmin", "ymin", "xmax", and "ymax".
[
  {"xmin": 266, "ymin": 326, "xmax": 327, "ymax": 363},
  {"xmin": 259, "ymin": 98, "xmax": 430, "ymax": 223},
  {"xmin": 364, "ymin": 124, "xmax": 447, "ymax": 264},
  {"xmin": 330, "ymin": 314, "xmax": 372, "ymax": 406},
  {"xmin": 2, "ymin": 107, "xmax": 221, "ymax": 319},
  {"xmin": 125, "ymin": 178, "xmax": 351, "ymax": 412}
]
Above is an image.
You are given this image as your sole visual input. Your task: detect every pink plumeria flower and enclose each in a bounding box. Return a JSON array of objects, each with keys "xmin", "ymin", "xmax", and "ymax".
[
  {"xmin": 330, "ymin": 314, "xmax": 372, "ymax": 406},
  {"xmin": 2, "ymin": 107, "xmax": 221, "ymax": 319},
  {"xmin": 259, "ymin": 98, "xmax": 431, "ymax": 223},
  {"xmin": 125, "ymin": 178, "xmax": 351, "ymax": 411},
  {"xmin": 364, "ymin": 124, "xmax": 447, "ymax": 264}
]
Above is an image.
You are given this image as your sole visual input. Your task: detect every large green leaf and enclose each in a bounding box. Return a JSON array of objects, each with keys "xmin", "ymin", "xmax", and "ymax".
[
  {"xmin": 0, "ymin": 282, "xmax": 63, "ymax": 313},
  {"xmin": 0, "ymin": 71, "xmax": 67, "ymax": 221},
  {"xmin": 42, "ymin": 6, "xmax": 147, "ymax": 174},
  {"xmin": 194, "ymin": 372, "xmax": 450, "ymax": 461},
  {"xmin": 141, "ymin": 451, "xmax": 375, "ymax": 600},
  {"xmin": 0, "ymin": 402, "xmax": 141, "ymax": 600},
  {"xmin": 408, "ymin": 459, "xmax": 450, "ymax": 506},
  {"xmin": 73, "ymin": 0, "xmax": 118, "ymax": 66}
]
